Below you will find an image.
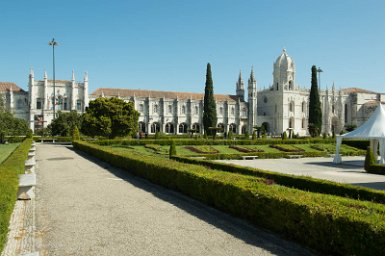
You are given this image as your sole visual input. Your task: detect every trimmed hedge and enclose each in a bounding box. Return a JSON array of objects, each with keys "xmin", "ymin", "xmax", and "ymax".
[
  {"xmin": 74, "ymin": 140, "xmax": 385, "ymax": 255},
  {"xmin": 365, "ymin": 147, "xmax": 385, "ymax": 175},
  {"xmin": 93, "ymin": 137, "xmax": 336, "ymax": 146},
  {"xmin": 173, "ymin": 156, "xmax": 385, "ymax": 204},
  {"xmin": 0, "ymin": 139, "xmax": 32, "ymax": 253}
]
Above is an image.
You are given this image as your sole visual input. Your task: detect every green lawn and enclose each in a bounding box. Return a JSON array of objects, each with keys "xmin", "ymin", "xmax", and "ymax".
[
  {"xmin": 0, "ymin": 143, "xmax": 20, "ymax": 164},
  {"xmin": 108, "ymin": 142, "xmax": 363, "ymax": 158}
]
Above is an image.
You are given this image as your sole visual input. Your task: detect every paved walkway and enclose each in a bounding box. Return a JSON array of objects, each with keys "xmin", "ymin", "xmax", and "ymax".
[
  {"xmin": 219, "ymin": 156, "xmax": 385, "ymax": 190},
  {"xmin": 34, "ymin": 144, "xmax": 314, "ymax": 256}
]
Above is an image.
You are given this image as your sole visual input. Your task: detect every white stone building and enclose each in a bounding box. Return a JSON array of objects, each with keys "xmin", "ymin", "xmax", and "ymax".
[
  {"xmin": 0, "ymin": 82, "xmax": 29, "ymax": 120},
  {"xmin": 27, "ymin": 69, "xmax": 89, "ymax": 131},
  {"xmin": 1, "ymin": 49, "xmax": 383, "ymax": 136},
  {"xmin": 257, "ymin": 49, "xmax": 385, "ymax": 136},
  {"xmin": 91, "ymin": 49, "xmax": 384, "ymax": 136}
]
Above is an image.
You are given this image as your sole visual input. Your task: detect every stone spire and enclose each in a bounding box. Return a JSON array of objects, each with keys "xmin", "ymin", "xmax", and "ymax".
[
  {"xmin": 72, "ymin": 69, "xmax": 75, "ymax": 81},
  {"xmin": 236, "ymin": 70, "xmax": 245, "ymax": 101},
  {"xmin": 44, "ymin": 70, "xmax": 48, "ymax": 80}
]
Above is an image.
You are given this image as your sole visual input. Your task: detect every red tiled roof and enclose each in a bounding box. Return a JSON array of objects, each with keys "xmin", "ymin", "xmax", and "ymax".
[
  {"xmin": 91, "ymin": 88, "xmax": 241, "ymax": 102},
  {"xmin": 341, "ymin": 87, "xmax": 377, "ymax": 94},
  {"xmin": 0, "ymin": 82, "xmax": 25, "ymax": 92}
]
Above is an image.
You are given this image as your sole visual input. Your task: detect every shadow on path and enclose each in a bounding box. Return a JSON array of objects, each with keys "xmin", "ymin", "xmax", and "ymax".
[
  {"xmin": 67, "ymin": 146, "xmax": 315, "ymax": 256},
  {"xmin": 305, "ymin": 160, "xmax": 364, "ymax": 170}
]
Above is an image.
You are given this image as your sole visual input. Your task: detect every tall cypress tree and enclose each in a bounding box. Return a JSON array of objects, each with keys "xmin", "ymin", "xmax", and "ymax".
[
  {"xmin": 203, "ymin": 63, "xmax": 217, "ymax": 135},
  {"xmin": 308, "ymin": 65, "xmax": 322, "ymax": 137}
]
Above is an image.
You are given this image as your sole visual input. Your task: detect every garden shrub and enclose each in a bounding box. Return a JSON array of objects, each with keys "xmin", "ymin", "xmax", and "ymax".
[
  {"xmin": 0, "ymin": 138, "xmax": 31, "ymax": 252},
  {"xmin": 173, "ymin": 156, "xmax": 385, "ymax": 204},
  {"xmin": 365, "ymin": 147, "xmax": 376, "ymax": 172},
  {"xmin": 270, "ymin": 144, "xmax": 305, "ymax": 153},
  {"xmin": 74, "ymin": 140, "xmax": 385, "ymax": 256},
  {"xmin": 169, "ymin": 141, "xmax": 176, "ymax": 159}
]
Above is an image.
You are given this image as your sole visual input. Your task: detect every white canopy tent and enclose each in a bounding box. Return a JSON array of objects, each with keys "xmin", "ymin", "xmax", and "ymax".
[{"xmin": 334, "ymin": 104, "xmax": 385, "ymax": 164}]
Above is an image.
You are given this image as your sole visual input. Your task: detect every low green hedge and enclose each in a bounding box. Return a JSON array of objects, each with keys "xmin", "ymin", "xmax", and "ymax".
[
  {"xmin": 74, "ymin": 140, "xmax": 385, "ymax": 255},
  {"xmin": 0, "ymin": 139, "xmax": 32, "ymax": 253},
  {"xmin": 173, "ymin": 156, "xmax": 385, "ymax": 204},
  {"xmin": 364, "ymin": 147, "xmax": 385, "ymax": 175},
  {"xmin": 343, "ymin": 139, "xmax": 370, "ymax": 150},
  {"xmin": 93, "ymin": 137, "xmax": 336, "ymax": 147}
]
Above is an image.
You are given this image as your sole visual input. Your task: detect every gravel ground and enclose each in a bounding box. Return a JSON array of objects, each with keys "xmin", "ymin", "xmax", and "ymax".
[
  {"xmin": 34, "ymin": 144, "xmax": 314, "ymax": 256},
  {"xmin": 218, "ymin": 156, "xmax": 385, "ymax": 190}
]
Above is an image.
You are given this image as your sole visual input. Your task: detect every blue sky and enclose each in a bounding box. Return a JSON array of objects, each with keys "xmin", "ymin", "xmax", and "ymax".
[{"xmin": 0, "ymin": 0, "xmax": 384, "ymax": 95}]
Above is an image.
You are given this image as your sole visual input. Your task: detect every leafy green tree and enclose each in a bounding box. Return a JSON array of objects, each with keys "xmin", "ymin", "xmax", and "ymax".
[
  {"xmin": 308, "ymin": 65, "xmax": 322, "ymax": 137},
  {"xmin": 0, "ymin": 94, "xmax": 5, "ymax": 113},
  {"xmin": 72, "ymin": 126, "xmax": 80, "ymax": 141},
  {"xmin": 81, "ymin": 97, "xmax": 139, "ymax": 138},
  {"xmin": 203, "ymin": 63, "xmax": 217, "ymax": 136},
  {"xmin": 0, "ymin": 111, "xmax": 29, "ymax": 137},
  {"xmin": 49, "ymin": 111, "xmax": 83, "ymax": 136}
]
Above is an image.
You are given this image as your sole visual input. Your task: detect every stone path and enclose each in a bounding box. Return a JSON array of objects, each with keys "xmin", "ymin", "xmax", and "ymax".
[{"xmin": 34, "ymin": 144, "xmax": 314, "ymax": 256}]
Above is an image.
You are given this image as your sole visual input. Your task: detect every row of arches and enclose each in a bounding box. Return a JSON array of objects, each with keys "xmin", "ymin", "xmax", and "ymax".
[
  {"xmin": 138, "ymin": 122, "xmax": 253, "ymax": 134},
  {"xmin": 139, "ymin": 122, "xmax": 201, "ymax": 134}
]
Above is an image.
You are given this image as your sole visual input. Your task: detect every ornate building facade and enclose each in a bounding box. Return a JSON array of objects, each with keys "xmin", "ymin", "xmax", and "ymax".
[
  {"xmin": 91, "ymin": 49, "xmax": 384, "ymax": 136},
  {"xmin": 1, "ymin": 50, "xmax": 383, "ymax": 136},
  {"xmin": 0, "ymin": 70, "xmax": 89, "ymax": 132},
  {"xmin": 27, "ymin": 69, "xmax": 89, "ymax": 131}
]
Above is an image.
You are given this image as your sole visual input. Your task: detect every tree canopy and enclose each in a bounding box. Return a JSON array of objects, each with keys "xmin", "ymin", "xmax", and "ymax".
[
  {"xmin": 0, "ymin": 111, "xmax": 29, "ymax": 138},
  {"xmin": 48, "ymin": 111, "xmax": 83, "ymax": 136},
  {"xmin": 308, "ymin": 65, "xmax": 322, "ymax": 137},
  {"xmin": 203, "ymin": 63, "xmax": 217, "ymax": 135},
  {"xmin": 81, "ymin": 97, "xmax": 139, "ymax": 138}
]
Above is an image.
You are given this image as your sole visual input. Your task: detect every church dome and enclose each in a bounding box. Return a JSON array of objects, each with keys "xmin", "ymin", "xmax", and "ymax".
[{"xmin": 274, "ymin": 49, "xmax": 294, "ymax": 70}]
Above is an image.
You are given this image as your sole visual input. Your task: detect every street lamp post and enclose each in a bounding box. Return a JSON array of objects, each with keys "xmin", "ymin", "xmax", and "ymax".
[
  {"xmin": 317, "ymin": 67, "xmax": 323, "ymax": 91},
  {"xmin": 48, "ymin": 38, "xmax": 58, "ymax": 119}
]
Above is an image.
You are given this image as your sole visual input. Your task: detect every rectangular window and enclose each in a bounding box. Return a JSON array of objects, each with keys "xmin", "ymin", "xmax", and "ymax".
[
  {"xmin": 76, "ymin": 100, "xmax": 82, "ymax": 111},
  {"xmin": 139, "ymin": 104, "xmax": 144, "ymax": 112},
  {"xmin": 36, "ymin": 98, "xmax": 43, "ymax": 110}
]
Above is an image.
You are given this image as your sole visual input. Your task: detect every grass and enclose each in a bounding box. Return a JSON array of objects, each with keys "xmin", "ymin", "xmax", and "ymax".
[
  {"xmin": 0, "ymin": 143, "xmax": 20, "ymax": 164},
  {"xmin": 108, "ymin": 142, "xmax": 364, "ymax": 158}
]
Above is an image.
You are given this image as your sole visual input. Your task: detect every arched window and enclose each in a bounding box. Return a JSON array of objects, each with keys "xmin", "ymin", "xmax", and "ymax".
[
  {"xmin": 153, "ymin": 104, "xmax": 158, "ymax": 114},
  {"xmin": 231, "ymin": 107, "xmax": 235, "ymax": 115},
  {"xmin": 289, "ymin": 101, "xmax": 294, "ymax": 112},
  {"xmin": 192, "ymin": 123, "xmax": 200, "ymax": 133},
  {"xmin": 302, "ymin": 101, "xmax": 306, "ymax": 113},
  {"xmin": 181, "ymin": 105, "xmax": 186, "ymax": 114},
  {"xmin": 219, "ymin": 107, "xmax": 223, "ymax": 115},
  {"xmin": 289, "ymin": 80, "xmax": 293, "ymax": 90},
  {"xmin": 289, "ymin": 117, "xmax": 294, "ymax": 128},
  {"xmin": 165, "ymin": 122, "xmax": 174, "ymax": 134},
  {"xmin": 179, "ymin": 123, "xmax": 188, "ymax": 133},
  {"xmin": 229, "ymin": 123, "xmax": 237, "ymax": 133},
  {"xmin": 301, "ymin": 118, "xmax": 306, "ymax": 129},
  {"xmin": 138, "ymin": 122, "xmax": 146, "ymax": 133},
  {"xmin": 276, "ymin": 83, "xmax": 279, "ymax": 90},
  {"xmin": 195, "ymin": 106, "xmax": 199, "ymax": 115},
  {"xmin": 241, "ymin": 125, "xmax": 247, "ymax": 134},
  {"xmin": 151, "ymin": 122, "xmax": 160, "ymax": 133}
]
